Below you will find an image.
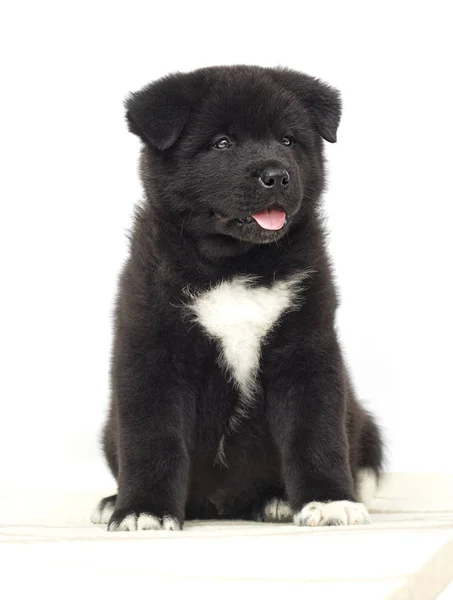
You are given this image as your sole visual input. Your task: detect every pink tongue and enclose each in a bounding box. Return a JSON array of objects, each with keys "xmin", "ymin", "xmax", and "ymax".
[{"xmin": 251, "ymin": 208, "xmax": 286, "ymax": 230}]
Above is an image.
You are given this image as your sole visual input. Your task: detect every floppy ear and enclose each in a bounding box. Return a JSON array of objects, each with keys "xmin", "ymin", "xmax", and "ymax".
[
  {"xmin": 125, "ymin": 72, "xmax": 204, "ymax": 150},
  {"xmin": 270, "ymin": 68, "xmax": 342, "ymax": 143}
]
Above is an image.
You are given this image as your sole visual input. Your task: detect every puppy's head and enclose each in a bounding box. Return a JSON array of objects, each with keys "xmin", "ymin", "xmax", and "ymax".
[{"xmin": 125, "ymin": 66, "xmax": 341, "ymax": 253}]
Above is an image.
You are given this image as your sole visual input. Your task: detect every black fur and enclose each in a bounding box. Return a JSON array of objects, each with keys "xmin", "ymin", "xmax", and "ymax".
[{"xmin": 98, "ymin": 65, "xmax": 383, "ymax": 529}]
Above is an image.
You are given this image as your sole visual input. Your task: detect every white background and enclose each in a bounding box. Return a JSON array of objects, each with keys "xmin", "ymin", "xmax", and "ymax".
[{"xmin": 0, "ymin": 0, "xmax": 452, "ymax": 491}]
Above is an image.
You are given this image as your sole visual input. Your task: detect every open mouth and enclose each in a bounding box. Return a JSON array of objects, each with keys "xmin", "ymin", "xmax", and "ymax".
[{"xmin": 236, "ymin": 207, "xmax": 287, "ymax": 231}]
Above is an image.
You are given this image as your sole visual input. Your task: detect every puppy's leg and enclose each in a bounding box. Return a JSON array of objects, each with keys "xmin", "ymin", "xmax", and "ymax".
[
  {"xmin": 265, "ymin": 335, "xmax": 371, "ymax": 527},
  {"xmin": 108, "ymin": 426, "xmax": 191, "ymax": 531},
  {"xmin": 107, "ymin": 349, "xmax": 194, "ymax": 532}
]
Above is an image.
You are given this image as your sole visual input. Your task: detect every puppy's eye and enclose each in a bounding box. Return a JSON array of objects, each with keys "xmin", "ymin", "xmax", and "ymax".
[
  {"xmin": 213, "ymin": 137, "xmax": 231, "ymax": 150},
  {"xmin": 282, "ymin": 136, "xmax": 293, "ymax": 146}
]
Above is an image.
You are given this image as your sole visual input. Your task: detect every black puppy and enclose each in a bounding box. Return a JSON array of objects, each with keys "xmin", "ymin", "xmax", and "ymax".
[{"xmin": 92, "ymin": 66, "xmax": 383, "ymax": 531}]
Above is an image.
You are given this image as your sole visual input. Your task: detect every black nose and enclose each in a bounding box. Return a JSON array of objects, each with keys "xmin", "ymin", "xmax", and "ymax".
[{"xmin": 259, "ymin": 167, "xmax": 290, "ymax": 189}]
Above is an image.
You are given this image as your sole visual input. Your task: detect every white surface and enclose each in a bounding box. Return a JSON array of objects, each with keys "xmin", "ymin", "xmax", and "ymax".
[
  {"xmin": 0, "ymin": 2, "xmax": 452, "ymax": 488},
  {"xmin": 1, "ymin": 474, "xmax": 453, "ymax": 598},
  {"xmin": 1, "ymin": 523, "xmax": 452, "ymax": 599},
  {"xmin": 1, "ymin": 478, "xmax": 453, "ymax": 600},
  {"xmin": 439, "ymin": 584, "xmax": 453, "ymax": 600}
]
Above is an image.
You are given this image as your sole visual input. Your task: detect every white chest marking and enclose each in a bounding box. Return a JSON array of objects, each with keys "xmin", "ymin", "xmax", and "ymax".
[{"xmin": 189, "ymin": 274, "xmax": 306, "ymax": 414}]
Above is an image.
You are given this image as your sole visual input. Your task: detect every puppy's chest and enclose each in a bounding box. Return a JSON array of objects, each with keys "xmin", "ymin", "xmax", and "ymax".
[{"xmin": 188, "ymin": 275, "xmax": 304, "ymax": 399}]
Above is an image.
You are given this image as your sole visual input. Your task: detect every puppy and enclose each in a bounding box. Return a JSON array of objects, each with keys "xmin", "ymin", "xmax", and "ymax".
[{"xmin": 92, "ymin": 66, "xmax": 383, "ymax": 531}]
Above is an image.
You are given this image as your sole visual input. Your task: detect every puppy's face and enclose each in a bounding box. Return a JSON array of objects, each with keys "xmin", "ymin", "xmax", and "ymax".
[{"xmin": 126, "ymin": 67, "xmax": 341, "ymax": 249}]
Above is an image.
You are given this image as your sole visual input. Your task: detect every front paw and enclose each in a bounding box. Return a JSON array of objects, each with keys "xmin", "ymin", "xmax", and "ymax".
[
  {"xmin": 294, "ymin": 500, "xmax": 371, "ymax": 527},
  {"xmin": 108, "ymin": 509, "xmax": 182, "ymax": 532}
]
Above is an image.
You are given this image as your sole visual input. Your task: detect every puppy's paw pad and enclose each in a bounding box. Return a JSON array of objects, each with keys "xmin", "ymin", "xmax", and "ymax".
[
  {"xmin": 294, "ymin": 501, "xmax": 371, "ymax": 527},
  {"xmin": 91, "ymin": 496, "xmax": 116, "ymax": 525},
  {"xmin": 262, "ymin": 498, "xmax": 293, "ymax": 522},
  {"xmin": 108, "ymin": 512, "xmax": 181, "ymax": 532}
]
